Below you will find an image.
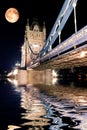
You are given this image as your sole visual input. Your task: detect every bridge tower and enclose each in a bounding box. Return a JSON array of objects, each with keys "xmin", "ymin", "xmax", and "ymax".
[{"xmin": 21, "ymin": 19, "xmax": 46, "ymax": 69}]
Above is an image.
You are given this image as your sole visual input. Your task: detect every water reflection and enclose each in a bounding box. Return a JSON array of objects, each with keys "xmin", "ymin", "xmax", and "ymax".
[
  {"xmin": 7, "ymin": 125, "xmax": 21, "ymax": 130},
  {"xmin": 7, "ymin": 77, "xmax": 87, "ymax": 130},
  {"xmin": 20, "ymin": 85, "xmax": 50, "ymax": 128}
]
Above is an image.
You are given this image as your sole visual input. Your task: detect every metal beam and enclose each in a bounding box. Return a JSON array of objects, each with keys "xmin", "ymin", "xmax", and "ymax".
[{"xmin": 39, "ymin": 0, "xmax": 78, "ymax": 57}]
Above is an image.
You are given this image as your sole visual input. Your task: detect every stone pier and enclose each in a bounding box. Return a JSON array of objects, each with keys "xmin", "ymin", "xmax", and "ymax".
[{"xmin": 17, "ymin": 69, "xmax": 53, "ymax": 85}]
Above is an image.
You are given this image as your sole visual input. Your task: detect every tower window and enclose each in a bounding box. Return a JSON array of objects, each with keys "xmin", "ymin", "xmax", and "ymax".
[{"xmin": 33, "ymin": 25, "xmax": 39, "ymax": 32}]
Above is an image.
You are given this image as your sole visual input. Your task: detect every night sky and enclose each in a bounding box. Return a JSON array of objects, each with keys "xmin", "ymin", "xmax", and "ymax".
[{"xmin": 0, "ymin": 0, "xmax": 86, "ymax": 71}]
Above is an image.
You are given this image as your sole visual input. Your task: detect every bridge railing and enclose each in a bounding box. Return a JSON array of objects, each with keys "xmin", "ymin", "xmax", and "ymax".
[
  {"xmin": 39, "ymin": 25, "xmax": 87, "ymax": 62},
  {"xmin": 28, "ymin": 25, "xmax": 87, "ymax": 69},
  {"xmin": 39, "ymin": 0, "xmax": 78, "ymax": 57}
]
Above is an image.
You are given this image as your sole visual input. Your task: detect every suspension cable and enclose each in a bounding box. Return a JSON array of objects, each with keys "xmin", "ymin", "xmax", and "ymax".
[{"xmin": 73, "ymin": 0, "xmax": 77, "ymax": 33}]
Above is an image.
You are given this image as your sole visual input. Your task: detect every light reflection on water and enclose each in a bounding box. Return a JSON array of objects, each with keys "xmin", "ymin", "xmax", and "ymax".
[
  {"xmin": 1, "ymin": 78, "xmax": 87, "ymax": 130},
  {"xmin": 20, "ymin": 85, "xmax": 50, "ymax": 128}
]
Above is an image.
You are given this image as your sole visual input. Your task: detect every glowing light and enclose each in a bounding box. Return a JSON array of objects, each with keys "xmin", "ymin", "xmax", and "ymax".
[
  {"xmin": 13, "ymin": 68, "xmax": 18, "ymax": 75},
  {"xmin": 52, "ymin": 78, "xmax": 57, "ymax": 85},
  {"xmin": 15, "ymin": 62, "xmax": 20, "ymax": 67},
  {"xmin": 7, "ymin": 72, "xmax": 13, "ymax": 77},
  {"xmin": 7, "ymin": 78, "xmax": 18, "ymax": 86},
  {"xmin": 52, "ymin": 70, "xmax": 57, "ymax": 77},
  {"xmin": 80, "ymin": 51, "xmax": 87, "ymax": 58},
  {"xmin": 32, "ymin": 44, "xmax": 40, "ymax": 48}
]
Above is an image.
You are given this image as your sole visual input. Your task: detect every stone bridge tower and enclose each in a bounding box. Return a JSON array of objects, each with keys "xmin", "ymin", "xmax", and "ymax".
[{"xmin": 21, "ymin": 19, "xmax": 46, "ymax": 69}]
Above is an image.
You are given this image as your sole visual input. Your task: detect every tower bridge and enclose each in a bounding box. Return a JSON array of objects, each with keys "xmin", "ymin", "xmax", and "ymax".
[{"xmin": 20, "ymin": 0, "xmax": 87, "ymax": 71}]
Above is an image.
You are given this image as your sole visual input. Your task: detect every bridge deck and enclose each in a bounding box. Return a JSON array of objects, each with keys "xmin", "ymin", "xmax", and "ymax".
[
  {"xmin": 28, "ymin": 26, "xmax": 87, "ymax": 70},
  {"xmin": 32, "ymin": 46, "xmax": 87, "ymax": 70}
]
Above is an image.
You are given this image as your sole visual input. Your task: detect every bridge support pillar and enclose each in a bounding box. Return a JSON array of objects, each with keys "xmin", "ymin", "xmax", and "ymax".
[
  {"xmin": 16, "ymin": 69, "xmax": 53, "ymax": 85},
  {"xmin": 27, "ymin": 69, "xmax": 52, "ymax": 85},
  {"xmin": 16, "ymin": 69, "xmax": 28, "ymax": 85}
]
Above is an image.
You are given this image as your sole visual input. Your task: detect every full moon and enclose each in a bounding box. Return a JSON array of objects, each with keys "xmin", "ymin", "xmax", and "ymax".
[{"xmin": 5, "ymin": 8, "xmax": 19, "ymax": 23}]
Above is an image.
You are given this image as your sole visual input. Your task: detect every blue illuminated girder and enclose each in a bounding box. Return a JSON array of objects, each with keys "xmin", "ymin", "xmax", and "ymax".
[{"xmin": 39, "ymin": 0, "xmax": 78, "ymax": 57}]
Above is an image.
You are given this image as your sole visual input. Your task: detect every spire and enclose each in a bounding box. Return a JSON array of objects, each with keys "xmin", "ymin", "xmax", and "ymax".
[
  {"xmin": 26, "ymin": 18, "xmax": 30, "ymax": 31},
  {"xmin": 27, "ymin": 19, "xmax": 29, "ymax": 26},
  {"xmin": 43, "ymin": 22, "xmax": 46, "ymax": 40}
]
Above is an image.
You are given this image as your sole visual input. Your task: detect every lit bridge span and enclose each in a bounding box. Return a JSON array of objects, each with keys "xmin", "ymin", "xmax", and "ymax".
[{"xmin": 27, "ymin": 0, "xmax": 87, "ymax": 70}]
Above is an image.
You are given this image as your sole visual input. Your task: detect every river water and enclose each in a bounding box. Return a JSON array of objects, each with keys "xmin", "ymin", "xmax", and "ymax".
[{"xmin": 0, "ymin": 78, "xmax": 87, "ymax": 130}]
